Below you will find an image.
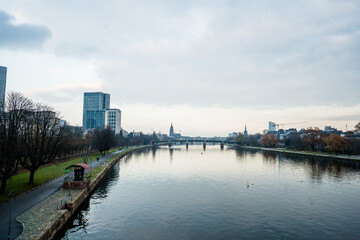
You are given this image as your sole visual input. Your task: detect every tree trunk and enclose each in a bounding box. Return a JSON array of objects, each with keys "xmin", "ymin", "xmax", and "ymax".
[
  {"xmin": 29, "ymin": 170, "xmax": 36, "ymax": 184},
  {"xmin": 0, "ymin": 177, "xmax": 7, "ymax": 194}
]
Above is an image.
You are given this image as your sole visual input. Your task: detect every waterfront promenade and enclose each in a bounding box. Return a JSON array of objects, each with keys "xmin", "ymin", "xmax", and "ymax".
[{"xmin": 0, "ymin": 148, "xmax": 128, "ymax": 240}]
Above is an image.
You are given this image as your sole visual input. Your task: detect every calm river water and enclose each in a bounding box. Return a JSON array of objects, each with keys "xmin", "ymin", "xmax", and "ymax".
[{"xmin": 59, "ymin": 146, "xmax": 360, "ymax": 240}]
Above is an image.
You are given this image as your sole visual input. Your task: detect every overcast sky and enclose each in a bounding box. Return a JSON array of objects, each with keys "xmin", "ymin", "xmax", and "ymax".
[{"xmin": 0, "ymin": 0, "xmax": 359, "ymax": 136}]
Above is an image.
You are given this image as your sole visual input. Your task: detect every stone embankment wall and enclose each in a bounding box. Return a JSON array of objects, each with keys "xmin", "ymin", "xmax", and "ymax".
[{"xmin": 35, "ymin": 146, "xmax": 151, "ymax": 240}]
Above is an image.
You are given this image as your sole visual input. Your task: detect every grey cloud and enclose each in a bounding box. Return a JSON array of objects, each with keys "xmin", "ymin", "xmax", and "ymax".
[
  {"xmin": 0, "ymin": 10, "xmax": 51, "ymax": 49},
  {"xmin": 4, "ymin": 1, "xmax": 358, "ymax": 109},
  {"xmin": 325, "ymin": 115, "xmax": 360, "ymax": 121},
  {"xmin": 54, "ymin": 43, "xmax": 99, "ymax": 59}
]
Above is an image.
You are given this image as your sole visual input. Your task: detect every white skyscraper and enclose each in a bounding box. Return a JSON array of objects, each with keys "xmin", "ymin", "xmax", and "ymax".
[{"xmin": 105, "ymin": 109, "xmax": 121, "ymax": 134}]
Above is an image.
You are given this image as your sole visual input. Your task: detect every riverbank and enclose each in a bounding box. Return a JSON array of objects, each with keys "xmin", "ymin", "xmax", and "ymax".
[
  {"xmin": 15, "ymin": 145, "xmax": 151, "ymax": 240},
  {"xmin": 0, "ymin": 148, "xmax": 120, "ymax": 206},
  {"xmin": 240, "ymin": 146, "xmax": 360, "ymax": 161}
]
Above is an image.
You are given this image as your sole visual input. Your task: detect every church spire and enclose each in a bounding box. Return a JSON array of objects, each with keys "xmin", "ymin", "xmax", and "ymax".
[
  {"xmin": 244, "ymin": 124, "xmax": 248, "ymax": 137},
  {"xmin": 169, "ymin": 123, "xmax": 174, "ymax": 137}
]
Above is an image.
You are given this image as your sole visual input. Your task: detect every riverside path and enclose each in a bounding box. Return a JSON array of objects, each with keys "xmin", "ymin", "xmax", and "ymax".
[{"xmin": 0, "ymin": 148, "xmax": 130, "ymax": 240}]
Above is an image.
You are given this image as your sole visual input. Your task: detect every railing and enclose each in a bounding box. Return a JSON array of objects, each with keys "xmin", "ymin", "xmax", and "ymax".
[{"xmin": 55, "ymin": 195, "xmax": 72, "ymax": 210}]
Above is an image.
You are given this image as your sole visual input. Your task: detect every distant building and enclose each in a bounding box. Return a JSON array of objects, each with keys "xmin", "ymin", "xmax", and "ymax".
[
  {"xmin": 60, "ymin": 119, "xmax": 67, "ymax": 127},
  {"xmin": 105, "ymin": 108, "xmax": 121, "ymax": 134},
  {"xmin": 298, "ymin": 128, "xmax": 307, "ymax": 138},
  {"xmin": 131, "ymin": 131, "xmax": 141, "ymax": 137},
  {"xmin": 324, "ymin": 126, "xmax": 342, "ymax": 135},
  {"xmin": 244, "ymin": 125, "xmax": 248, "ymax": 137},
  {"xmin": 68, "ymin": 125, "xmax": 85, "ymax": 138},
  {"xmin": 269, "ymin": 121, "xmax": 276, "ymax": 132},
  {"xmin": 0, "ymin": 66, "xmax": 7, "ymax": 111},
  {"xmin": 276, "ymin": 129, "xmax": 285, "ymax": 140},
  {"xmin": 228, "ymin": 132, "xmax": 237, "ymax": 138},
  {"xmin": 82, "ymin": 92, "xmax": 110, "ymax": 130},
  {"xmin": 173, "ymin": 133, "xmax": 181, "ymax": 138},
  {"xmin": 168, "ymin": 123, "xmax": 182, "ymax": 138},
  {"xmin": 285, "ymin": 128, "xmax": 297, "ymax": 136},
  {"xmin": 169, "ymin": 123, "xmax": 174, "ymax": 137},
  {"xmin": 120, "ymin": 128, "xmax": 129, "ymax": 137}
]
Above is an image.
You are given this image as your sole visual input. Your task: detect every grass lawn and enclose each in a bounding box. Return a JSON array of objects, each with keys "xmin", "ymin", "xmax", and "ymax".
[{"xmin": 0, "ymin": 149, "xmax": 120, "ymax": 205}]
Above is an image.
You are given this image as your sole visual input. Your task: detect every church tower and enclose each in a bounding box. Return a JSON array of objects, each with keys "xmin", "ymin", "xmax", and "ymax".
[
  {"xmin": 244, "ymin": 125, "xmax": 248, "ymax": 137},
  {"xmin": 169, "ymin": 123, "xmax": 174, "ymax": 137}
]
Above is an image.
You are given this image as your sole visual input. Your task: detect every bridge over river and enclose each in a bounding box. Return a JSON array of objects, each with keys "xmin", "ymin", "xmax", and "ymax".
[{"xmin": 152, "ymin": 139, "xmax": 240, "ymax": 149}]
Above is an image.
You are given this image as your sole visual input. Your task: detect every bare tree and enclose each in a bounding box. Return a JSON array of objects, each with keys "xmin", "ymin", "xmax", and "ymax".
[
  {"xmin": 0, "ymin": 92, "xmax": 33, "ymax": 193},
  {"xmin": 245, "ymin": 133, "xmax": 261, "ymax": 146},
  {"xmin": 285, "ymin": 132, "xmax": 302, "ymax": 149},
  {"xmin": 92, "ymin": 127, "xmax": 116, "ymax": 155},
  {"xmin": 233, "ymin": 132, "xmax": 245, "ymax": 145},
  {"xmin": 19, "ymin": 104, "xmax": 68, "ymax": 184},
  {"xmin": 302, "ymin": 127, "xmax": 323, "ymax": 151},
  {"xmin": 355, "ymin": 122, "xmax": 360, "ymax": 132}
]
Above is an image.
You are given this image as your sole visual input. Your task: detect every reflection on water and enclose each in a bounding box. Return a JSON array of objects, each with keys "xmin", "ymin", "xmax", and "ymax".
[
  {"xmin": 234, "ymin": 148, "xmax": 360, "ymax": 181},
  {"xmin": 59, "ymin": 161, "xmax": 120, "ymax": 240},
  {"xmin": 61, "ymin": 198, "xmax": 90, "ymax": 238},
  {"xmin": 151, "ymin": 147, "xmax": 157, "ymax": 159},
  {"xmin": 169, "ymin": 147, "xmax": 174, "ymax": 160},
  {"xmin": 60, "ymin": 146, "xmax": 360, "ymax": 240}
]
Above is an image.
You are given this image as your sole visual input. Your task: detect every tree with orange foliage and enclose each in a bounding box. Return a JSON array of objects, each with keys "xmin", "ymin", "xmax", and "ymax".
[
  {"xmin": 323, "ymin": 134, "xmax": 347, "ymax": 153},
  {"xmin": 260, "ymin": 134, "xmax": 277, "ymax": 148}
]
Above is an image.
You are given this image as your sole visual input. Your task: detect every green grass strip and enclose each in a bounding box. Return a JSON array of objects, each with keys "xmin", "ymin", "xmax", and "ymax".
[
  {"xmin": 0, "ymin": 146, "xmax": 141, "ymax": 204},
  {"xmin": 0, "ymin": 152, "xmax": 109, "ymax": 204}
]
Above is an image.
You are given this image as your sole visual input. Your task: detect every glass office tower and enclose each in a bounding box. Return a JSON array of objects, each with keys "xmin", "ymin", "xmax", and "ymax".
[
  {"xmin": 83, "ymin": 92, "xmax": 110, "ymax": 130},
  {"xmin": 0, "ymin": 66, "xmax": 7, "ymax": 111}
]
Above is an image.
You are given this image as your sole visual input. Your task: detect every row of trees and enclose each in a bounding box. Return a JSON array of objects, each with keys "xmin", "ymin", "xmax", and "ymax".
[
  {"xmin": 91, "ymin": 129, "xmax": 159, "ymax": 155},
  {"xmin": 230, "ymin": 123, "xmax": 360, "ymax": 154},
  {"xmin": 0, "ymin": 92, "xmax": 69, "ymax": 193},
  {"xmin": 258, "ymin": 125, "xmax": 360, "ymax": 154}
]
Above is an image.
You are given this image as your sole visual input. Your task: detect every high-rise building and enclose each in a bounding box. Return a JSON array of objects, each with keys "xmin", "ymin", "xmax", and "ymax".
[
  {"xmin": 0, "ymin": 66, "xmax": 7, "ymax": 111},
  {"xmin": 105, "ymin": 109, "xmax": 121, "ymax": 134},
  {"xmin": 269, "ymin": 121, "xmax": 276, "ymax": 132},
  {"xmin": 83, "ymin": 92, "xmax": 110, "ymax": 130},
  {"xmin": 169, "ymin": 123, "xmax": 174, "ymax": 137}
]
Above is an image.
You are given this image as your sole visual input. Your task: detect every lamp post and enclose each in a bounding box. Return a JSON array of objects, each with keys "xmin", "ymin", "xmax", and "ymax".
[{"xmin": 8, "ymin": 192, "xmax": 14, "ymax": 240}]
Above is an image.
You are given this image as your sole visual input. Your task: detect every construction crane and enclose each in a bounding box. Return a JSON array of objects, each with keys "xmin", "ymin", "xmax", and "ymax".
[{"xmin": 272, "ymin": 121, "xmax": 307, "ymax": 130}]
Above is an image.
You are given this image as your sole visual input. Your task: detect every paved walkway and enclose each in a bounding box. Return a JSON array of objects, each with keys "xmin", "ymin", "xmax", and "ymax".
[
  {"xmin": 17, "ymin": 188, "xmax": 82, "ymax": 240},
  {"xmin": 0, "ymin": 149, "xmax": 127, "ymax": 240}
]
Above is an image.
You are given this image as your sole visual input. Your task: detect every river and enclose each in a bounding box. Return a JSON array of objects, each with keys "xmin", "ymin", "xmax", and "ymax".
[{"xmin": 59, "ymin": 146, "xmax": 360, "ymax": 240}]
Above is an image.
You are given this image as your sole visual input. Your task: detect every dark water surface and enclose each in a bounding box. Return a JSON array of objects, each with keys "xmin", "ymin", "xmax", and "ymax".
[{"xmin": 59, "ymin": 146, "xmax": 360, "ymax": 240}]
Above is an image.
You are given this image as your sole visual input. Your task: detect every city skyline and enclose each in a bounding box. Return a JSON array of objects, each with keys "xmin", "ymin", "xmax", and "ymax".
[{"xmin": 0, "ymin": 1, "xmax": 359, "ymax": 136}]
